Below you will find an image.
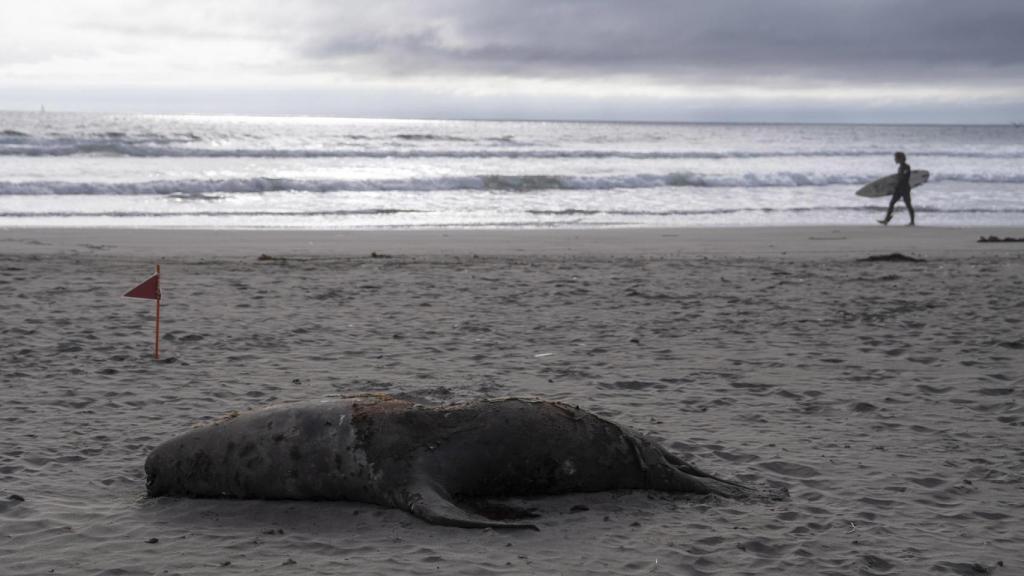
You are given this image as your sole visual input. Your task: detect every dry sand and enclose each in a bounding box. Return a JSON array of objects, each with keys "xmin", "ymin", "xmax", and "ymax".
[{"xmin": 1, "ymin": 226, "xmax": 1022, "ymax": 575}]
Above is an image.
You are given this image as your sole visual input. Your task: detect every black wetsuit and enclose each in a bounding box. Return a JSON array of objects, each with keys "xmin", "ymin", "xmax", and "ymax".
[
  {"xmin": 895, "ymin": 162, "xmax": 911, "ymax": 196},
  {"xmin": 883, "ymin": 162, "xmax": 915, "ymax": 224}
]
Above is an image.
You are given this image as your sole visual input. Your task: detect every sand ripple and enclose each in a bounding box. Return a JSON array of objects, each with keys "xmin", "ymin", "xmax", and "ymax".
[{"xmin": 1, "ymin": 247, "xmax": 1022, "ymax": 574}]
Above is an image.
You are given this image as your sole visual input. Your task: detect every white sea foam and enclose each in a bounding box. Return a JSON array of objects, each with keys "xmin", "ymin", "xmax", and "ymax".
[
  {"xmin": 4, "ymin": 171, "xmax": 1023, "ymax": 197},
  {"xmin": 0, "ymin": 173, "xmax": 877, "ymax": 195},
  {"xmin": 2, "ymin": 138, "xmax": 1023, "ymax": 161}
]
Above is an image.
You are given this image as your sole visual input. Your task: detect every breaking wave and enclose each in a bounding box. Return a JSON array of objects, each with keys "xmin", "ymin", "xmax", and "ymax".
[
  {"xmin": 4, "ymin": 170, "xmax": 1023, "ymax": 196},
  {"xmin": 2, "ymin": 135, "xmax": 1023, "ymax": 161}
]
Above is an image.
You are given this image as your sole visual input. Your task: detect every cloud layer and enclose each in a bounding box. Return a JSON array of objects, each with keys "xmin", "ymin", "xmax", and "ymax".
[
  {"xmin": 2, "ymin": 0, "xmax": 1023, "ymax": 121},
  {"xmin": 301, "ymin": 0, "xmax": 1024, "ymax": 83}
]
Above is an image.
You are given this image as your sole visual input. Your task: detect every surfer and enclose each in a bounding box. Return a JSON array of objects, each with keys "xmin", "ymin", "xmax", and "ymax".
[{"xmin": 878, "ymin": 152, "xmax": 915, "ymax": 226}]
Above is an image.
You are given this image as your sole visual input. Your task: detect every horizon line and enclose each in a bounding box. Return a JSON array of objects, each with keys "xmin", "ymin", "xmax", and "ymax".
[{"xmin": 3, "ymin": 108, "xmax": 1020, "ymax": 128}]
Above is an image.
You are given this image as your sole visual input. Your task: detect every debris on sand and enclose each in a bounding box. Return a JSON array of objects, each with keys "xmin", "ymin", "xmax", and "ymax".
[
  {"xmin": 978, "ymin": 236, "xmax": 1024, "ymax": 243},
  {"xmin": 857, "ymin": 253, "xmax": 926, "ymax": 263}
]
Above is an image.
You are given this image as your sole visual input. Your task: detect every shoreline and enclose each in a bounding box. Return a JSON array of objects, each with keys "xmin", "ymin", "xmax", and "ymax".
[{"xmin": 3, "ymin": 225, "xmax": 1023, "ymax": 260}]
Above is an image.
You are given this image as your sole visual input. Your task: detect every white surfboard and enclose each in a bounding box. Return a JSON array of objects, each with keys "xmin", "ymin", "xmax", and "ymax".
[{"xmin": 855, "ymin": 170, "xmax": 930, "ymax": 198}]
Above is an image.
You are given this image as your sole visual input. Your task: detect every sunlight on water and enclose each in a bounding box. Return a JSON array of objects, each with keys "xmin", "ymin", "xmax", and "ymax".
[{"xmin": 1, "ymin": 111, "xmax": 1022, "ymax": 228}]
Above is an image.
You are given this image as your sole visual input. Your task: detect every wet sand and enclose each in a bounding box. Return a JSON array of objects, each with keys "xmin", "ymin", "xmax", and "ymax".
[{"xmin": 1, "ymin": 226, "xmax": 1022, "ymax": 575}]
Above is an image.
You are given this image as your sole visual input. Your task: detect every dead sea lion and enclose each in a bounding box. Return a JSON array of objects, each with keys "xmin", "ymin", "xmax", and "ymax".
[{"xmin": 145, "ymin": 395, "xmax": 765, "ymax": 529}]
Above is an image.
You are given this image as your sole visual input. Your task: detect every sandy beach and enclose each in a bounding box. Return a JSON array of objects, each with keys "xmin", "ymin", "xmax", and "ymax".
[{"xmin": 1, "ymin": 226, "xmax": 1022, "ymax": 575}]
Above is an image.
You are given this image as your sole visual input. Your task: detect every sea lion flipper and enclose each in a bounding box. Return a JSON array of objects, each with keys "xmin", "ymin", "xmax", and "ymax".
[
  {"xmin": 661, "ymin": 451, "xmax": 783, "ymax": 500},
  {"xmin": 407, "ymin": 480, "xmax": 539, "ymax": 531}
]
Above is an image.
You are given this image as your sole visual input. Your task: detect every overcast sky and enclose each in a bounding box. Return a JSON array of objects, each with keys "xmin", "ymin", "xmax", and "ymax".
[{"xmin": 2, "ymin": 0, "xmax": 1023, "ymax": 123}]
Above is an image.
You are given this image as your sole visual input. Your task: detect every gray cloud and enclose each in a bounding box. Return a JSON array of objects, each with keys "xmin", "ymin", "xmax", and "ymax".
[
  {"xmin": 4, "ymin": 0, "xmax": 1022, "ymax": 122},
  {"xmin": 301, "ymin": 0, "xmax": 1024, "ymax": 83}
]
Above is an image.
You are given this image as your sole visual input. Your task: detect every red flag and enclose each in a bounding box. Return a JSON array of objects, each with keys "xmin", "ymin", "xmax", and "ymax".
[{"xmin": 125, "ymin": 273, "xmax": 160, "ymax": 300}]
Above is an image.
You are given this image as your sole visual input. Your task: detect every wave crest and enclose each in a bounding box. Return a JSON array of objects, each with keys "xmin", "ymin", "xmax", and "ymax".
[
  {"xmin": 3, "ymin": 170, "xmax": 1022, "ymax": 196},
  {"xmin": 2, "ymin": 135, "xmax": 1023, "ymax": 161}
]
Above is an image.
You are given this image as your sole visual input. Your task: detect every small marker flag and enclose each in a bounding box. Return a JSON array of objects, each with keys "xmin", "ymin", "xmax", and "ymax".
[
  {"xmin": 124, "ymin": 265, "xmax": 162, "ymax": 359},
  {"xmin": 124, "ymin": 273, "xmax": 160, "ymax": 300}
]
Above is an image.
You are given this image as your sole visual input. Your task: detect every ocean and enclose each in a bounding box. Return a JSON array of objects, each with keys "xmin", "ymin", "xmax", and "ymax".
[{"xmin": 1, "ymin": 111, "xmax": 1022, "ymax": 229}]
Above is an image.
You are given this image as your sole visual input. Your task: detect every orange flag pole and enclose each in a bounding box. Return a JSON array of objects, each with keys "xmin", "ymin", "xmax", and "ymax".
[{"xmin": 125, "ymin": 264, "xmax": 162, "ymax": 360}]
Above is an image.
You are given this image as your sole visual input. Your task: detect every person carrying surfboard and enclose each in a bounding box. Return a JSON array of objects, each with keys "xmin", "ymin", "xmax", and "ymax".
[{"xmin": 878, "ymin": 151, "xmax": 915, "ymax": 226}]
